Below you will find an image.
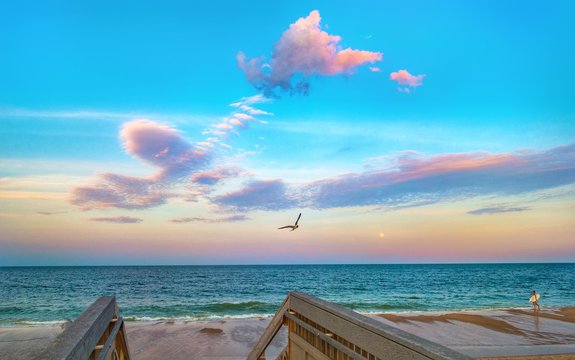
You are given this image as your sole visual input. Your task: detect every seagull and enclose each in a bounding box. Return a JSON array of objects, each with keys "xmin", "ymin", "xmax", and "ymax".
[{"xmin": 278, "ymin": 213, "xmax": 301, "ymax": 231}]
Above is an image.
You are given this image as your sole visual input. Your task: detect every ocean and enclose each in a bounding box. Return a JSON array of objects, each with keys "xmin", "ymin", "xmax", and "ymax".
[{"xmin": 1, "ymin": 263, "xmax": 573, "ymax": 326}]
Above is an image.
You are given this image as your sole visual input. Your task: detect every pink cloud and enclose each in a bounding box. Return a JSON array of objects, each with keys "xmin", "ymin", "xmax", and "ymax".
[
  {"xmin": 214, "ymin": 179, "xmax": 297, "ymax": 211},
  {"xmin": 369, "ymin": 67, "xmax": 381, "ymax": 72},
  {"xmin": 191, "ymin": 166, "xmax": 244, "ymax": 185},
  {"xmin": 238, "ymin": 10, "xmax": 382, "ymax": 96},
  {"xmin": 71, "ymin": 120, "xmax": 212, "ymax": 210},
  {"xmin": 390, "ymin": 69, "xmax": 425, "ymax": 91},
  {"xmin": 70, "ymin": 174, "xmax": 168, "ymax": 210},
  {"xmin": 121, "ymin": 120, "xmax": 194, "ymax": 167},
  {"xmin": 234, "ymin": 113, "xmax": 253, "ymax": 120},
  {"xmin": 214, "ymin": 143, "xmax": 575, "ymax": 211}
]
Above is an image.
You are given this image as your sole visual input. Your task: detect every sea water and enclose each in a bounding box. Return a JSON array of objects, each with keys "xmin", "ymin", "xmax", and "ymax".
[{"xmin": 1, "ymin": 263, "xmax": 573, "ymax": 326}]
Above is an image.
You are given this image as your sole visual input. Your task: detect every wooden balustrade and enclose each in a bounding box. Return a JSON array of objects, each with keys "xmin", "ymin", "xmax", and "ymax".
[
  {"xmin": 32, "ymin": 292, "xmax": 472, "ymax": 360},
  {"xmin": 34, "ymin": 296, "xmax": 131, "ymax": 360},
  {"xmin": 248, "ymin": 292, "xmax": 472, "ymax": 360}
]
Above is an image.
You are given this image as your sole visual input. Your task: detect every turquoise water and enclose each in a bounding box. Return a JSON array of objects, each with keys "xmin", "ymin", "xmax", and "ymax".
[{"xmin": 0, "ymin": 264, "xmax": 573, "ymax": 326}]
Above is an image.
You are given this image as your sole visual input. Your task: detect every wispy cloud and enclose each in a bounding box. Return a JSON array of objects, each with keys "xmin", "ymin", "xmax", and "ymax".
[
  {"xmin": 89, "ymin": 216, "xmax": 143, "ymax": 223},
  {"xmin": 214, "ymin": 179, "xmax": 297, "ymax": 211},
  {"xmin": 203, "ymin": 95, "xmax": 273, "ymax": 143},
  {"xmin": 237, "ymin": 10, "xmax": 382, "ymax": 96},
  {"xmin": 191, "ymin": 166, "xmax": 245, "ymax": 185},
  {"xmin": 0, "ymin": 107, "xmax": 212, "ymax": 125},
  {"xmin": 37, "ymin": 211, "xmax": 67, "ymax": 216},
  {"xmin": 390, "ymin": 69, "xmax": 425, "ymax": 92},
  {"xmin": 170, "ymin": 215, "xmax": 249, "ymax": 224},
  {"xmin": 467, "ymin": 206, "xmax": 530, "ymax": 215},
  {"xmin": 215, "ymin": 143, "xmax": 575, "ymax": 211}
]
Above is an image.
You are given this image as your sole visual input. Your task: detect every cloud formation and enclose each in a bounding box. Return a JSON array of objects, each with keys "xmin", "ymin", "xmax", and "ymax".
[
  {"xmin": 238, "ymin": 10, "xmax": 382, "ymax": 96},
  {"xmin": 216, "ymin": 143, "xmax": 575, "ymax": 211},
  {"xmin": 71, "ymin": 174, "xmax": 168, "ymax": 210},
  {"xmin": 37, "ymin": 211, "xmax": 67, "ymax": 216},
  {"xmin": 89, "ymin": 216, "xmax": 143, "ymax": 223},
  {"xmin": 390, "ymin": 69, "xmax": 425, "ymax": 92},
  {"xmin": 191, "ymin": 166, "xmax": 244, "ymax": 186},
  {"xmin": 70, "ymin": 97, "xmax": 268, "ymax": 212},
  {"xmin": 467, "ymin": 206, "xmax": 530, "ymax": 216},
  {"xmin": 71, "ymin": 120, "xmax": 212, "ymax": 210},
  {"xmin": 171, "ymin": 215, "xmax": 249, "ymax": 224},
  {"xmin": 203, "ymin": 95, "xmax": 273, "ymax": 143},
  {"xmin": 214, "ymin": 179, "xmax": 297, "ymax": 211},
  {"xmin": 120, "ymin": 120, "xmax": 211, "ymax": 182}
]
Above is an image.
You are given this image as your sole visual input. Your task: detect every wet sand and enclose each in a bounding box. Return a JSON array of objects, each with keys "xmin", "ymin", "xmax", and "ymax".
[
  {"xmin": 1, "ymin": 307, "xmax": 574, "ymax": 359},
  {"xmin": 377, "ymin": 307, "xmax": 575, "ymax": 359}
]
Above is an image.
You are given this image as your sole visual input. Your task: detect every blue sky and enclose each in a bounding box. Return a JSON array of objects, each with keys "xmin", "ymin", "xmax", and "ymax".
[{"xmin": 1, "ymin": 0, "xmax": 574, "ymax": 265}]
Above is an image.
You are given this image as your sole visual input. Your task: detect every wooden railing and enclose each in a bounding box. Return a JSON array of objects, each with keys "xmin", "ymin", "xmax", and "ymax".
[
  {"xmin": 34, "ymin": 296, "xmax": 131, "ymax": 360},
  {"xmin": 248, "ymin": 292, "xmax": 472, "ymax": 360}
]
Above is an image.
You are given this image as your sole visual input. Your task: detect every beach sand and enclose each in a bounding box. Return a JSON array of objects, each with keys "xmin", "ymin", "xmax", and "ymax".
[
  {"xmin": 376, "ymin": 307, "xmax": 575, "ymax": 359},
  {"xmin": 1, "ymin": 307, "xmax": 574, "ymax": 359}
]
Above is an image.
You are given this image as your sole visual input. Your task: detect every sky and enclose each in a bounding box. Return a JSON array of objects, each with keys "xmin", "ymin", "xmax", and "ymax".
[{"xmin": 1, "ymin": 0, "xmax": 574, "ymax": 265}]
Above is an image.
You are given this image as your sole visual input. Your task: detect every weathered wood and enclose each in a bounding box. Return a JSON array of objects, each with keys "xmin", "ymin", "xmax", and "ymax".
[
  {"xmin": 96, "ymin": 316, "xmax": 124, "ymax": 360},
  {"xmin": 250, "ymin": 292, "xmax": 472, "ymax": 360},
  {"xmin": 34, "ymin": 297, "xmax": 131, "ymax": 360},
  {"xmin": 285, "ymin": 312, "xmax": 365, "ymax": 360},
  {"xmin": 290, "ymin": 333, "xmax": 331, "ymax": 360},
  {"xmin": 288, "ymin": 292, "xmax": 471, "ymax": 360},
  {"xmin": 246, "ymin": 296, "xmax": 290, "ymax": 360}
]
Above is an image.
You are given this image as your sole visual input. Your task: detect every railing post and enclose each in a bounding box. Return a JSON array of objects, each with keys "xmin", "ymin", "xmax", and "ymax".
[{"xmin": 34, "ymin": 297, "xmax": 131, "ymax": 360}]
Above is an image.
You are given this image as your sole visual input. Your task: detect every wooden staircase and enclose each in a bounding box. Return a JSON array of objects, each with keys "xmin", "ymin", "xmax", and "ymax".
[
  {"xmin": 248, "ymin": 292, "xmax": 472, "ymax": 360},
  {"xmin": 33, "ymin": 292, "xmax": 474, "ymax": 360}
]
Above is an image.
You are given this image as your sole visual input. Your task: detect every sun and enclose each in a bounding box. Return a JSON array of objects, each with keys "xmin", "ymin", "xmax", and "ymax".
[{"xmin": 379, "ymin": 232, "xmax": 385, "ymax": 238}]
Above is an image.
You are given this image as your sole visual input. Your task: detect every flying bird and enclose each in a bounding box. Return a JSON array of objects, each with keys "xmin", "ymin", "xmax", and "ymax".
[{"xmin": 278, "ymin": 213, "xmax": 301, "ymax": 231}]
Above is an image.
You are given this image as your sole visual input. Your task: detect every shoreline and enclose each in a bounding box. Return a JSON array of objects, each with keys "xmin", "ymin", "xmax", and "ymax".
[
  {"xmin": 0, "ymin": 305, "xmax": 562, "ymax": 328},
  {"xmin": 1, "ymin": 307, "xmax": 574, "ymax": 360}
]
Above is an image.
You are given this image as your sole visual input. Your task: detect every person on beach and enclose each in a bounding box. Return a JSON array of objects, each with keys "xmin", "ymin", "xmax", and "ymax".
[{"xmin": 530, "ymin": 290, "xmax": 541, "ymax": 311}]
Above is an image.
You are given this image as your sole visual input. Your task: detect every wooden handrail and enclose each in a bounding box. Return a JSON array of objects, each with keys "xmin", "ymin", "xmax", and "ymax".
[
  {"xmin": 250, "ymin": 292, "xmax": 472, "ymax": 360},
  {"xmin": 34, "ymin": 296, "xmax": 131, "ymax": 360},
  {"xmin": 246, "ymin": 295, "xmax": 290, "ymax": 360},
  {"xmin": 288, "ymin": 292, "xmax": 472, "ymax": 359}
]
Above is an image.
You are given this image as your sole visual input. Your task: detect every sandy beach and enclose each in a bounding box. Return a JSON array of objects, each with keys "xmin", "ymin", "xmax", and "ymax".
[{"xmin": 1, "ymin": 307, "xmax": 574, "ymax": 360}]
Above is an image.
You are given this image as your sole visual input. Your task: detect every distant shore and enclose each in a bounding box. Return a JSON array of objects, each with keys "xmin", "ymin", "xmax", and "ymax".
[{"xmin": 1, "ymin": 307, "xmax": 574, "ymax": 360}]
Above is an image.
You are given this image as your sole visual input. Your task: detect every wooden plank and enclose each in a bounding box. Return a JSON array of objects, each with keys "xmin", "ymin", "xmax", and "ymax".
[
  {"xmin": 34, "ymin": 297, "xmax": 117, "ymax": 360},
  {"xmin": 116, "ymin": 320, "xmax": 132, "ymax": 360},
  {"xmin": 289, "ymin": 292, "xmax": 472, "ymax": 360},
  {"xmin": 290, "ymin": 295, "xmax": 418, "ymax": 359},
  {"xmin": 96, "ymin": 316, "xmax": 124, "ymax": 360},
  {"xmin": 246, "ymin": 296, "xmax": 290, "ymax": 360},
  {"xmin": 290, "ymin": 333, "xmax": 332, "ymax": 360},
  {"xmin": 285, "ymin": 312, "xmax": 365, "ymax": 360}
]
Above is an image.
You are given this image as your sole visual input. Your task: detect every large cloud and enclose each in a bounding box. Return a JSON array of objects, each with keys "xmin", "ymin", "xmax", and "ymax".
[
  {"xmin": 215, "ymin": 143, "xmax": 575, "ymax": 211},
  {"xmin": 70, "ymin": 120, "xmax": 212, "ymax": 210},
  {"xmin": 121, "ymin": 120, "xmax": 210, "ymax": 182},
  {"xmin": 238, "ymin": 10, "xmax": 382, "ymax": 96}
]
